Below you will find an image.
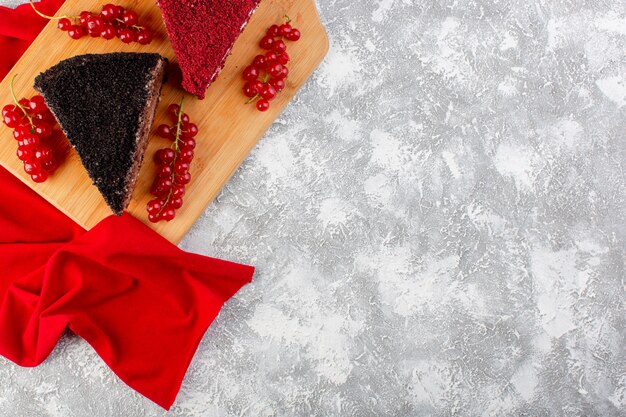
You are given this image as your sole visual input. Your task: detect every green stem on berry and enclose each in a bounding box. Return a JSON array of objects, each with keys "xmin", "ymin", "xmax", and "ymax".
[
  {"xmin": 9, "ymin": 75, "xmax": 34, "ymax": 129},
  {"xmin": 284, "ymin": 15, "xmax": 292, "ymax": 23},
  {"xmin": 29, "ymin": 0, "xmax": 74, "ymax": 21},
  {"xmin": 245, "ymin": 94, "xmax": 260, "ymax": 105}
]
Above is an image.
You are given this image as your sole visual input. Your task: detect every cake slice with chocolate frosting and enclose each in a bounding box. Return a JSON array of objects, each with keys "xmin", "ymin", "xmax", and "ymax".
[
  {"xmin": 34, "ymin": 52, "xmax": 168, "ymax": 215},
  {"xmin": 157, "ymin": 0, "xmax": 260, "ymax": 99}
]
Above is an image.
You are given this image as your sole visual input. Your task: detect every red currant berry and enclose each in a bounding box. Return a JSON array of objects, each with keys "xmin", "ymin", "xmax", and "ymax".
[
  {"xmin": 150, "ymin": 183, "xmax": 167, "ymax": 197},
  {"xmin": 162, "ymin": 208, "xmax": 176, "ymax": 221},
  {"xmin": 265, "ymin": 51, "xmax": 278, "ymax": 63},
  {"xmin": 167, "ymin": 104, "xmax": 180, "ymax": 120},
  {"xmin": 31, "ymin": 171, "xmax": 48, "ymax": 183},
  {"xmin": 176, "ymin": 172, "xmax": 192, "ymax": 185},
  {"xmin": 148, "ymin": 212, "xmax": 161, "ymax": 223},
  {"xmin": 243, "ymin": 81, "xmax": 259, "ymax": 98},
  {"xmin": 68, "ymin": 25, "xmax": 86, "ymax": 39},
  {"xmin": 256, "ymin": 99, "xmax": 270, "ymax": 112},
  {"xmin": 269, "ymin": 78, "xmax": 286, "ymax": 91},
  {"xmin": 57, "ymin": 18, "xmax": 71, "ymax": 31},
  {"xmin": 170, "ymin": 196, "xmax": 183, "ymax": 209},
  {"xmin": 267, "ymin": 24, "xmax": 280, "ymax": 37},
  {"xmin": 24, "ymin": 160, "xmax": 41, "ymax": 175},
  {"xmin": 158, "ymin": 164, "xmax": 173, "ymax": 178},
  {"xmin": 157, "ymin": 124, "xmax": 172, "ymax": 138},
  {"xmin": 100, "ymin": 24, "xmax": 117, "ymax": 40},
  {"xmin": 22, "ymin": 134, "xmax": 40, "ymax": 148},
  {"xmin": 34, "ymin": 145, "xmax": 53, "ymax": 163},
  {"xmin": 2, "ymin": 104, "xmax": 17, "ymax": 118},
  {"xmin": 86, "ymin": 15, "xmax": 104, "ymax": 37},
  {"xmin": 174, "ymin": 161, "xmax": 190, "ymax": 175},
  {"xmin": 100, "ymin": 4, "xmax": 119, "ymax": 21},
  {"xmin": 279, "ymin": 23, "xmax": 292, "ymax": 36},
  {"xmin": 277, "ymin": 51, "xmax": 290, "ymax": 65},
  {"xmin": 260, "ymin": 35, "xmax": 275, "ymax": 49},
  {"xmin": 33, "ymin": 122, "xmax": 52, "ymax": 139},
  {"xmin": 3, "ymin": 113, "xmax": 20, "ymax": 128},
  {"xmin": 136, "ymin": 29, "xmax": 153, "ymax": 45},
  {"xmin": 260, "ymin": 84, "xmax": 277, "ymax": 100},
  {"xmin": 122, "ymin": 10, "xmax": 139, "ymax": 26},
  {"xmin": 286, "ymin": 29, "xmax": 301, "ymax": 41},
  {"xmin": 268, "ymin": 63, "xmax": 284, "ymax": 78},
  {"xmin": 278, "ymin": 66, "xmax": 289, "ymax": 79},
  {"xmin": 157, "ymin": 177, "xmax": 173, "ymax": 191},
  {"xmin": 118, "ymin": 28, "xmax": 135, "ymax": 43},
  {"xmin": 34, "ymin": 111, "xmax": 55, "ymax": 124},
  {"xmin": 147, "ymin": 198, "xmax": 163, "ymax": 215},
  {"xmin": 179, "ymin": 148, "xmax": 194, "ymax": 163},
  {"xmin": 243, "ymin": 65, "xmax": 260, "ymax": 81},
  {"xmin": 253, "ymin": 55, "xmax": 268, "ymax": 69},
  {"xmin": 182, "ymin": 137, "xmax": 196, "ymax": 150},
  {"xmin": 41, "ymin": 159, "xmax": 57, "ymax": 173},
  {"xmin": 274, "ymin": 39, "xmax": 287, "ymax": 52},
  {"xmin": 28, "ymin": 96, "xmax": 47, "ymax": 114},
  {"xmin": 114, "ymin": 6, "xmax": 125, "ymax": 18},
  {"xmin": 79, "ymin": 11, "xmax": 92, "ymax": 27},
  {"xmin": 180, "ymin": 113, "xmax": 190, "ymax": 124},
  {"xmin": 156, "ymin": 148, "xmax": 176, "ymax": 164},
  {"xmin": 14, "ymin": 124, "xmax": 31, "ymax": 140},
  {"xmin": 181, "ymin": 123, "xmax": 198, "ymax": 137},
  {"xmin": 279, "ymin": 23, "xmax": 293, "ymax": 36},
  {"xmin": 16, "ymin": 146, "xmax": 33, "ymax": 161},
  {"xmin": 172, "ymin": 184, "xmax": 186, "ymax": 198},
  {"xmin": 18, "ymin": 98, "xmax": 30, "ymax": 109}
]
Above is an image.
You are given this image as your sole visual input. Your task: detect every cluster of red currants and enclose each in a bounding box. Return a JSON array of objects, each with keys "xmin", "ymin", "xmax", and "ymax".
[
  {"xmin": 30, "ymin": 0, "xmax": 152, "ymax": 44},
  {"xmin": 2, "ymin": 79, "xmax": 58, "ymax": 183},
  {"xmin": 242, "ymin": 17, "xmax": 301, "ymax": 112},
  {"xmin": 147, "ymin": 100, "xmax": 198, "ymax": 223}
]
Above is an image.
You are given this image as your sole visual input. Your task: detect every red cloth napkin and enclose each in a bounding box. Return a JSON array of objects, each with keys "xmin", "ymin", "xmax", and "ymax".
[{"xmin": 0, "ymin": 0, "xmax": 254, "ymax": 410}]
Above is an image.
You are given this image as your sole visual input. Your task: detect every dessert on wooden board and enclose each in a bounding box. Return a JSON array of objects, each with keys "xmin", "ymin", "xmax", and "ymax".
[
  {"xmin": 156, "ymin": 0, "xmax": 261, "ymax": 99},
  {"xmin": 34, "ymin": 52, "xmax": 168, "ymax": 215},
  {"xmin": 0, "ymin": 0, "xmax": 329, "ymax": 242}
]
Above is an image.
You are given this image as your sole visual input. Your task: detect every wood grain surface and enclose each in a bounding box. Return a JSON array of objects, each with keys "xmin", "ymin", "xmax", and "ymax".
[{"xmin": 0, "ymin": 0, "xmax": 328, "ymax": 243}]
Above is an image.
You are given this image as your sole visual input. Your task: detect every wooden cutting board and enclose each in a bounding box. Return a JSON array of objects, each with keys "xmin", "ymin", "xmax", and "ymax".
[{"xmin": 0, "ymin": 0, "xmax": 328, "ymax": 244}]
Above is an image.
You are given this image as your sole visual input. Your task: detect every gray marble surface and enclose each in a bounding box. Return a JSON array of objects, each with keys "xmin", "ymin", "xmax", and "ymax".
[{"xmin": 1, "ymin": 0, "xmax": 625, "ymax": 416}]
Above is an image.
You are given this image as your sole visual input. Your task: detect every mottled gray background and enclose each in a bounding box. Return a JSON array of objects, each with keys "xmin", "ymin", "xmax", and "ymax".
[{"xmin": 1, "ymin": 0, "xmax": 625, "ymax": 416}]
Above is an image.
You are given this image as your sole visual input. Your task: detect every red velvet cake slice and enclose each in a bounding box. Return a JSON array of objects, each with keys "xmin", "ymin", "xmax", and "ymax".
[{"xmin": 157, "ymin": 0, "xmax": 261, "ymax": 99}]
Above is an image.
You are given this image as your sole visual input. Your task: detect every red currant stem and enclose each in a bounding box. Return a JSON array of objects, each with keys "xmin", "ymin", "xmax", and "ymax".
[
  {"xmin": 245, "ymin": 94, "xmax": 260, "ymax": 105},
  {"xmin": 172, "ymin": 95, "xmax": 185, "ymax": 154},
  {"xmin": 9, "ymin": 75, "xmax": 34, "ymax": 129},
  {"xmin": 28, "ymin": 0, "xmax": 74, "ymax": 21},
  {"xmin": 115, "ymin": 18, "xmax": 146, "ymax": 31},
  {"xmin": 284, "ymin": 15, "xmax": 292, "ymax": 23},
  {"xmin": 156, "ymin": 96, "xmax": 185, "ymax": 217}
]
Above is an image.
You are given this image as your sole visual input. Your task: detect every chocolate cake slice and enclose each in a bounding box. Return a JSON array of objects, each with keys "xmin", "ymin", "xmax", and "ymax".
[
  {"xmin": 34, "ymin": 53, "xmax": 168, "ymax": 215},
  {"xmin": 157, "ymin": 0, "xmax": 260, "ymax": 99}
]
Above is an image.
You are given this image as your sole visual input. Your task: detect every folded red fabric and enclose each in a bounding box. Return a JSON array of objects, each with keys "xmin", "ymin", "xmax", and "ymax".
[{"xmin": 0, "ymin": 0, "xmax": 254, "ymax": 410}]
